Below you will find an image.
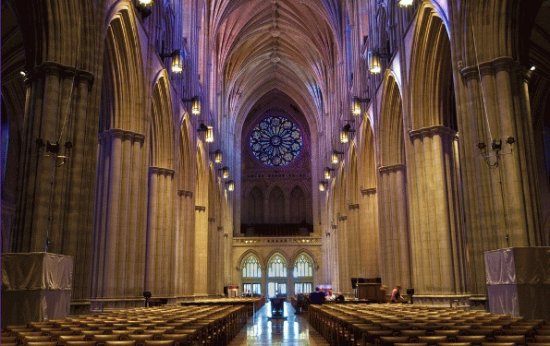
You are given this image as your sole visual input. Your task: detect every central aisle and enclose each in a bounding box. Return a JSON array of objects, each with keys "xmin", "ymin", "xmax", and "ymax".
[{"xmin": 229, "ymin": 301, "xmax": 330, "ymax": 346}]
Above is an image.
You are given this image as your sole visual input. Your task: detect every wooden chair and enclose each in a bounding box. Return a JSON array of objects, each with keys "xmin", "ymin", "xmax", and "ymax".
[
  {"xmin": 380, "ymin": 336, "xmax": 411, "ymax": 346},
  {"xmin": 26, "ymin": 342, "xmax": 58, "ymax": 346},
  {"xmin": 418, "ymin": 336, "xmax": 448, "ymax": 345},
  {"xmin": 59, "ymin": 335, "xmax": 87, "ymax": 345},
  {"xmin": 128, "ymin": 334, "xmax": 154, "ymax": 344},
  {"xmin": 23, "ymin": 335, "xmax": 52, "ymax": 345},
  {"xmin": 161, "ymin": 333, "xmax": 190, "ymax": 345},
  {"xmin": 495, "ymin": 335, "xmax": 526, "ymax": 345},
  {"xmin": 92, "ymin": 334, "xmax": 120, "ymax": 345},
  {"xmin": 143, "ymin": 340, "xmax": 175, "ymax": 346},
  {"xmin": 105, "ymin": 341, "xmax": 136, "ymax": 346},
  {"xmin": 481, "ymin": 342, "xmax": 516, "ymax": 346},
  {"xmin": 457, "ymin": 335, "xmax": 488, "ymax": 345},
  {"xmin": 65, "ymin": 341, "xmax": 97, "ymax": 346}
]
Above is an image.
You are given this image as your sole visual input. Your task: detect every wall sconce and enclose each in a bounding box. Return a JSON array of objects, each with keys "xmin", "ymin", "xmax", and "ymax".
[
  {"xmin": 340, "ymin": 122, "xmax": 355, "ymax": 144},
  {"xmin": 226, "ymin": 180, "xmax": 235, "ymax": 191},
  {"xmin": 352, "ymin": 97, "xmax": 370, "ymax": 116},
  {"xmin": 331, "ymin": 150, "xmax": 344, "ymax": 165},
  {"xmin": 135, "ymin": 0, "xmax": 153, "ymax": 17},
  {"xmin": 198, "ymin": 123, "xmax": 214, "ymax": 143},
  {"xmin": 182, "ymin": 96, "xmax": 200, "ymax": 115},
  {"xmin": 319, "ymin": 181, "xmax": 328, "ymax": 192},
  {"xmin": 398, "ymin": 0, "xmax": 414, "ymax": 7},
  {"xmin": 160, "ymin": 50, "xmax": 183, "ymax": 74},
  {"xmin": 213, "ymin": 150, "xmax": 223, "ymax": 164},
  {"xmin": 219, "ymin": 166, "xmax": 230, "ymax": 179},
  {"xmin": 324, "ymin": 167, "xmax": 335, "ymax": 180},
  {"xmin": 368, "ymin": 51, "xmax": 383, "ymax": 74}
]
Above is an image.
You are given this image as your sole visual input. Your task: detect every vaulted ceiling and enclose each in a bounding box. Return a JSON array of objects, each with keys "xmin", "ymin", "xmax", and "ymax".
[{"xmin": 210, "ymin": 0, "xmax": 342, "ymax": 128}]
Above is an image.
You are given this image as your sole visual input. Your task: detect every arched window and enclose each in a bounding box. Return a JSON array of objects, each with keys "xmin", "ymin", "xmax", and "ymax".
[
  {"xmin": 293, "ymin": 253, "xmax": 314, "ymax": 294},
  {"xmin": 268, "ymin": 253, "xmax": 287, "ymax": 277},
  {"xmin": 241, "ymin": 254, "xmax": 262, "ymax": 295},
  {"xmin": 267, "ymin": 253, "xmax": 287, "ymax": 297}
]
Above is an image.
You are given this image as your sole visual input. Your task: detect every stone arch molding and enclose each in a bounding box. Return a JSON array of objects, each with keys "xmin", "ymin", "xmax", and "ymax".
[
  {"xmin": 379, "ymin": 71, "xmax": 405, "ymax": 166},
  {"xmin": 102, "ymin": 4, "xmax": 147, "ymax": 133}
]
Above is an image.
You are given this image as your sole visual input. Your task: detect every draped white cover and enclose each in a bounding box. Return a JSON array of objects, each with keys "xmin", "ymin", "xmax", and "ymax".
[
  {"xmin": 2, "ymin": 252, "xmax": 73, "ymax": 326},
  {"xmin": 484, "ymin": 247, "xmax": 550, "ymax": 320}
]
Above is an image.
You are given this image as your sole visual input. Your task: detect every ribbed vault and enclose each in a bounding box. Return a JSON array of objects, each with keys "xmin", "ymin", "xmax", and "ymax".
[{"xmin": 212, "ymin": 0, "xmax": 340, "ymax": 127}]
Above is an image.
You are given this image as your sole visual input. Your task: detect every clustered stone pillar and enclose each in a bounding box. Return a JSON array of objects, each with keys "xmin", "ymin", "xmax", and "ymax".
[
  {"xmin": 12, "ymin": 62, "xmax": 96, "ymax": 302},
  {"xmin": 336, "ymin": 214, "xmax": 350, "ymax": 293},
  {"xmin": 459, "ymin": 57, "xmax": 543, "ymax": 296},
  {"xmin": 408, "ymin": 126, "xmax": 467, "ymax": 304},
  {"xmin": 360, "ymin": 188, "xmax": 380, "ymax": 277},
  {"xmin": 176, "ymin": 189, "xmax": 195, "ymax": 296},
  {"xmin": 146, "ymin": 167, "xmax": 176, "ymax": 298},
  {"xmin": 377, "ymin": 164, "xmax": 411, "ymax": 290},
  {"xmin": 92, "ymin": 129, "xmax": 147, "ymax": 308}
]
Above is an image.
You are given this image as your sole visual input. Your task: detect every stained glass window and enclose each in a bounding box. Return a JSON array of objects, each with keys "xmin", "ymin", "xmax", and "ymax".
[
  {"xmin": 293, "ymin": 253, "xmax": 313, "ymax": 278},
  {"xmin": 242, "ymin": 255, "xmax": 262, "ymax": 278},
  {"xmin": 249, "ymin": 115, "xmax": 303, "ymax": 166},
  {"xmin": 268, "ymin": 254, "xmax": 287, "ymax": 277}
]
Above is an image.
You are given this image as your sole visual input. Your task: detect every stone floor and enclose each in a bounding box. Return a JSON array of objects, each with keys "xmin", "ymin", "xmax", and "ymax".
[{"xmin": 229, "ymin": 301, "xmax": 330, "ymax": 346}]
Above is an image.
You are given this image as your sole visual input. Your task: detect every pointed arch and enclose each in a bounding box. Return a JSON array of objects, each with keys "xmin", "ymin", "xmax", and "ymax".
[
  {"xmin": 379, "ymin": 71, "xmax": 404, "ymax": 166},
  {"xmin": 359, "ymin": 118, "xmax": 377, "ymax": 188},
  {"xmin": 150, "ymin": 71, "xmax": 175, "ymax": 168},
  {"xmin": 101, "ymin": 6, "xmax": 146, "ymax": 132},
  {"xmin": 410, "ymin": 5, "xmax": 454, "ymax": 129}
]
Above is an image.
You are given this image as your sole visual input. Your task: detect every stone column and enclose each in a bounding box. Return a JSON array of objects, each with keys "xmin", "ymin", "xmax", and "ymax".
[
  {"xmin": 337, "ymin": 214, "xmax": 351, "ymax": 294},
  {"xmin": 176, "ymin": 189, "xmax": 195, "ymax": 296},
  {"xmin": 92, "ymin": 129, "xmax": 147, "ymax": 307},
  {"xmin": 194, "ymin": 205, "xmax": 208, "ymax": 296},
  {"xmin": 459, "ymin": 57, "xmax": 543, "ymax": 295},
  {"xmin": 407, "ymin": 126, "xmax": 467, "ymax": 304},
  {"xmin": 360, "ymin": 188, "xmax": 380, "ymax": 278},
  {"xmin": 145, "ymin": 167, "xmax": 175, "ymax": 298},
  {"xmin": 377, "ymin": 164, "xmax": 411, "ymax": 290},
  {"xmin": 347, "ymin": 203, "xmax": 362, "ymax": 278}
]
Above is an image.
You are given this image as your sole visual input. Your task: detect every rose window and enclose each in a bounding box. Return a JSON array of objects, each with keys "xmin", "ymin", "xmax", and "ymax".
[{"xmin": 249, "ymin": 116, "xmax": 303, "ymax": 166}]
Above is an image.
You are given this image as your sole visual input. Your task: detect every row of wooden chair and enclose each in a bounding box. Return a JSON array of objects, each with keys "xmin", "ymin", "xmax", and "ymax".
[
  {"xmin": 2, "ymin": 304, "xmax": 249, "ymax": 346},
  {"xmin": 308, "ymin": 304, "xmax": 549, "ymax": 346}
]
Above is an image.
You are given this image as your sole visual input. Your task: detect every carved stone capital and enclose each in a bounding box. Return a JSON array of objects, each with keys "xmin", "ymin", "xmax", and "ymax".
[
  {"xmin": 177, "ymin": 190, "xmax": 193, "ymax": 198},
  {"xmin": 102, "ymin": 129, "xmax": 145, "ymax": 143},
  {"xmin": 348, "ymin": 203, "xmax": 360, "ymax": 210},
  {"xmin": 409, "ymin": 125, "xmax": 456, "ymax": 140},
  {"xmin": 361, "ymin": 187, "xmax": 377, "ymax": 196},
  {"xmin": 460, "ymin": 56, "xmax": 520, "ymax": 80},
  {"xmin": 31, "ymin": 61, "xmax": 95, "ymax": 86},
  {"xmin": 378, "ymin": 164, "xmax": 405, "ymax": 173},
  {"xmin": 149, "ymin": 166, "xmax": 175, "ymax": 177}
]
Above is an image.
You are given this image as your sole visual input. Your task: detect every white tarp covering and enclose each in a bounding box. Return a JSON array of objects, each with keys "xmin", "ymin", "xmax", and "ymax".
[
  {"xmin": 484, "ymin": 247, "xmax": 550, "ymax": 320},
  {"xmin": 2, "ymin": 252, "xmax": 73, "ymax": 327}
]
